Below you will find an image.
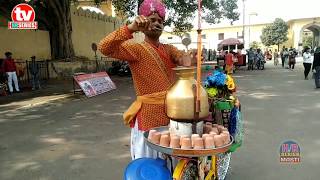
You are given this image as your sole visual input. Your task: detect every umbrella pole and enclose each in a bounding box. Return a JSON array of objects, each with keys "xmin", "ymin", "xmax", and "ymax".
[{"xmin": 196, "ymin": 0, "xmax": 202, "ymax": 114}]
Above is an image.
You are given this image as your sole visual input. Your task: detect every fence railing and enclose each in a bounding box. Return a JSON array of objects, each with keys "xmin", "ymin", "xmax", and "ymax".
[{"xmin": 15, "ymin": 60, "xmax": 49, "ymax": 88}]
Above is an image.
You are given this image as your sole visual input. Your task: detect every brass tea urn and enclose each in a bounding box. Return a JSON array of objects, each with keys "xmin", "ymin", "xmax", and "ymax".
[{"xmin": 166, "ymin": 67, "xmax": 209, "ymax": 121}]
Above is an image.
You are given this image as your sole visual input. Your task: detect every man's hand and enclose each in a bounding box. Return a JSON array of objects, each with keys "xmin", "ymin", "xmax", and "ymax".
[
  {"xmin": 177, "ymin": 54, "xmax": 193, "ymax": 67},
  {"xmin": 127, "ymin": 15, "xmax": 151, "ymax": 33}
]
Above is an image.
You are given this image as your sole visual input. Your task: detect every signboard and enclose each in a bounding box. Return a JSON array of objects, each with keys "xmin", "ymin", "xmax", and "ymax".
[
  {"xmin": 8, "ymin": 3, "xmax": 38, "ymax": 30},
  {"xmin": 74, "ymin": 72, "xmax": 116, "ymax": 98}
]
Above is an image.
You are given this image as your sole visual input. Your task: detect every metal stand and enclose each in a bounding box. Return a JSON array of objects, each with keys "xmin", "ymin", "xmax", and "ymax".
[{"xmin": 73, "ymin": 72, "xmax": 85, "ymax": 95}]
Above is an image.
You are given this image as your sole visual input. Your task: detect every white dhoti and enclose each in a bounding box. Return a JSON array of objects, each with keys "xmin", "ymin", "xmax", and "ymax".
[
  {"xmin": 130, "ymin": 120, "xmax": 158, "ymax": 160},
  {"xmin": 130, "ymin": 120, "xmax": 177, "ymax": 172}
]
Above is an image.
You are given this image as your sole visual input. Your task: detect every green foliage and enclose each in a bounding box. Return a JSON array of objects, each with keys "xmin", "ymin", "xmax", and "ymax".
[
  {"xmin": 250, "ymin": 41, "xmax": 261, "ymax": 49},
  {"xmin": 260, "ymin": 18, "xmax": 289, "ymax": 48},
  {"xmin": 302, "ymin": 35, "xmax": 313, "ymax": 48},
  {"xmin": 112, "ymin": 0, "xmax": 239, "ymax": 36}
]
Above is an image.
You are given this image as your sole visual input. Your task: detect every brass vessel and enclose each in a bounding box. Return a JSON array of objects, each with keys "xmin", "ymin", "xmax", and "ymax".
[{"xmin": 166, "ymin": 67, "xmax": 209, "ymax": 121}]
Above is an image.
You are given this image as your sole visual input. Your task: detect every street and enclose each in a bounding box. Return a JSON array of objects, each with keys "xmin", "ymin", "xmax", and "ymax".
[{"xmin": 0, "ymin": 61, "xmax": 319, "ymax": 180}]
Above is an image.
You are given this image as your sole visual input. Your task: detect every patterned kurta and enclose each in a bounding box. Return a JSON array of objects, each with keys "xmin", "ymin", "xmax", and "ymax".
[{"xmin": 99, "ymin": 26, "xmax": 185, "ymax": 131}]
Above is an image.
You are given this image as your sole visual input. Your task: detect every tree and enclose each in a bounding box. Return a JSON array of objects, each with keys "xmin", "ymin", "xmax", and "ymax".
[
  {"xmin": 112, "ymin": 0, "xmax": 239, "ymax": 37},
  {"xmin": 0, "ymin": 0, "xmax": 75, "ymax": 60},
  {"xmin": 260, "ymin": 18, "xmax": 288, "ymax": 51},
  {"xmin": 250, "ymin": 41, "xmax": 261, "ymax": 49},
  {"xmin": 302, "ymin": 35, "xmax": 313, "ymax": 48}
]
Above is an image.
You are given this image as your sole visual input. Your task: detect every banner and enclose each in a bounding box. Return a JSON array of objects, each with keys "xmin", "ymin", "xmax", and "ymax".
[{"xmin": 74, "ymin": 72, "xmax": 116, "ymax": 98}]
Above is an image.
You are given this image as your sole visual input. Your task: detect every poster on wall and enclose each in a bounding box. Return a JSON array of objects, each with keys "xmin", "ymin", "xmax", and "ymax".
[{"xmin": 74, "ymin": 72, "xmax": 116, "ymax": 98}]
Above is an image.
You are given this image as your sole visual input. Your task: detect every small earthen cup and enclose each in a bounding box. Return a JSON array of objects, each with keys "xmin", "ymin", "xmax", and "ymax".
[
  {"xmin": 159, "ymin": 135, "xmax": 170, "ymax": 147},
  {"xmin": 181, "ymin": 137, "xmax": 192, "ymax": 149}
]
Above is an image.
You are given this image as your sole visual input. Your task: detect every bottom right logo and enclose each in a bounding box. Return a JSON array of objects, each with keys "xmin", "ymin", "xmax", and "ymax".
[{"xmin": 280, "ymin": 140, "xmax": 301, "ymax": 164}]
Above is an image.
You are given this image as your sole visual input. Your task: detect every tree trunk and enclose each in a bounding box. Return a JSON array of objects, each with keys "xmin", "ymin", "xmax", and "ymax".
[
  {"xmin": 0, "ymin": 0, "xmax": 75, "ymax": 60},
  {"xmin": 47, "ymin": 0, "xmax": 75, "ymax": 60}
]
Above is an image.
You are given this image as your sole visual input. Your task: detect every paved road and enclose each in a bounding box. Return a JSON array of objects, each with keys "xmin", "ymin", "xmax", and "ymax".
[
  {"xmin": 0, "ymin": 61, "xmax": 319, "ymax": 180},
  {"xmin": 228, "ymin": 61, "xmax": 320, "ymax": 180}
]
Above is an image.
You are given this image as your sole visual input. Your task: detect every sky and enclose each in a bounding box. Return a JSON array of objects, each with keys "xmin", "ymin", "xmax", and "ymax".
[{"xmin": 199, "ymin": 0, "xmax": 320, "ymax": 29}]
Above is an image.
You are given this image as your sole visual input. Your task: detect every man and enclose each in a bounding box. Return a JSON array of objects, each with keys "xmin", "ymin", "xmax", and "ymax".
[
  {"xmin": 312, "ymin": 47, "xmax": 320, "ymax": 88},
  {"xmin": 288, "ymin": 48, "xmax": 297, "ymax": 70},
  {"xmin": 246, "ymin": 48, "xmax": 255, "ymax": 70},
  {"xmin": 273, "ymin": 49, "xmax": 279, "ymax": 66},
  {"xmin": 29, "ymin": 56, "xmax": 41, "ymax": 90},
  {"xmin": 225, "ymin": 51, "xmax": 234, "ymax": 74},
  {"xmin": 3, "ymin": 52, "xmax": 20, "ymax": 94},
  {"xmin": 98, "ymin": 0, "xmax": 191, "ymax": 160},
  {"xmin": 280, "ymin": 46, "xmax": 286, "ymax": 68},
  {"xmin": 283, "ymin": 48, "xmax": 290, "ymax": 69}
]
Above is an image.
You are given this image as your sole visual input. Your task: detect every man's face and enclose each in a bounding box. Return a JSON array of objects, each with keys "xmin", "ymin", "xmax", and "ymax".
[{"xmin": 143, "ymin": 13, "xmax": 164, "ymax": 39}]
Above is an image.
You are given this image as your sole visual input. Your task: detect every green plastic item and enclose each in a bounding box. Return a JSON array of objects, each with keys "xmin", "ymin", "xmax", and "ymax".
[
  {"xmin": 228, "ymin": 141, "xmax": 242, "ymax": 152},
  {"xmin": 214, "ymin": 101, "xmax": 233, "ymax": 110}
]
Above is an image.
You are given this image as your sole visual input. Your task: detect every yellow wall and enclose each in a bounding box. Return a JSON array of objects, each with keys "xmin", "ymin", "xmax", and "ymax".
[
  {"xmin": 71, "ymin": 6, "xmax": 122, "ymax": 59},
  {"xmin": 0, "ymin": 6, "xmax": 122, "ymax": 61},
  {"xmin": 0, "ymin": 27, "xmax": 51, "ymax": 60}
]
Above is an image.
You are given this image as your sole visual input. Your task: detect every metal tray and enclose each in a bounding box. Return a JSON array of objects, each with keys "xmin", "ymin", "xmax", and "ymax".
[{"xmin": 144, "ymin": 126, "xmax": 233, "ymax": 157}]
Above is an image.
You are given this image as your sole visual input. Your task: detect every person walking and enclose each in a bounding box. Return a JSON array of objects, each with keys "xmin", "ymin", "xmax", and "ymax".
[
  {"xmin": 312, "ymin": 47, "xmax": 320, "ymax": 88},
  {"xmin": 288, "ymin": 48, "xmax": 297, "ymax": 70},
  {"xmin": 280, "ymin": 46, "xmax": 286, "ymax": 68},
  {"xmin": 247, "ymin": 48, "xmax": 255, "ymax": 70},
  {"xmin": 283, "ymin": 48, "xmax": 290, "ymax": 69},
  {"xmin": 273, "ymin": 49, "xmax": 279, "ymax": 66},
  {"xmin": 302, "ymin": 47, "xmax": 313, "ymax": 80},
  {"xmin": 225, "ymin": 51, "xmax": 234, "ymax": 74},
  {"xmin": 3, "ymin": 52, "xmax": 20, "ymax": 94},
  {"xmin": 29, "ymin": 56, "xmax": 41, "ymax": 90}
]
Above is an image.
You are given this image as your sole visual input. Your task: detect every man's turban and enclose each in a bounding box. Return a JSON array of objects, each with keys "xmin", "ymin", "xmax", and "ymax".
[{"xmin": 139, "ymin": 0, "xmax": 166, "ymax": 19}]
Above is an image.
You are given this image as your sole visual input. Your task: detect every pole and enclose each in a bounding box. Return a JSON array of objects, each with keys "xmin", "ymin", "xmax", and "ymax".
[
  {"xmin": 248, "ymin": 15, "xmax": 251, "ymax": 48},
  {"xmin": 248, "ymin": 13, "xmax": 257, "ymax": 48},
  {"xmin": 242, "ymin": 0, "xmax": 245, "ymax": 49},
  {"xmin": 196, "ymin": 0, "xmax": 202, "ymax": 113}
]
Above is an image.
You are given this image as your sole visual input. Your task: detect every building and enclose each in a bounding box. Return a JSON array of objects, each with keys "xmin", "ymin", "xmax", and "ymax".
[{"xmin": 161, "ymin": 17, "xmax": 320, "ymax": 52}]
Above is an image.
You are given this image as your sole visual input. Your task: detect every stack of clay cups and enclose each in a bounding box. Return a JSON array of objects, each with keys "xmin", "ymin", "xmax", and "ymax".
[{"xmin": 147, "ymin": 125, "xmax": 231, "ymax": 150}]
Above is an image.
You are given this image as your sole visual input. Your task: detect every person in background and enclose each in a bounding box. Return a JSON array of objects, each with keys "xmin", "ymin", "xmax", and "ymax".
[
  {"xmin": 302, "ymin": 47, "xmax": 313, "ymax": 80},
  {"xmin": 236, "ymin": 49, "xmax": 244, "ymax": 66},
  {"xmin": 312, "ymin": 47, "xmax": 320, "ymax": 88},
  {"xmin": 212, "ymin": 49, "xmax": 217, "ymax": 61},
  {"xmin": 256, "ymin": 48, "xmax": 265, "ymax": 65},
  {"xmin": 280, "ymin": 46, "xmax": 286, "ymax": 68},
  {"xmin": 29, "ymin": 56, "xmax": 41, "ymax": 90},
  {"xmin": 283, "ymin": 48, "xmax": 290, "ymax": 69},
  {"xmin": 265, "ymin": 49, "xmax": 272, "ymax": 61},
  {"xmin": 273, "ymin": 49, "xmax": 279, "ymax": 66},
  {"xmin": 3, "ymin": 52, "xmax": 20, "ymax": 94},
  {"xmin": 288, "ymin": 48, "xmax": 297, "ymax": 70},
  {"xmin": 225, "ymin": 50, "xmax": 234, "ymax": 74},
  {"xmin": 247, "ymin": 47, "xmax": 255, "ymax": 70}
]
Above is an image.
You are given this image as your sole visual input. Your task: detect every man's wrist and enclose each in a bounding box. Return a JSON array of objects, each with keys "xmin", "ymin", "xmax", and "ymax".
[{"xmin": 127, "ymin": 24, "xmax": 137, "ymax": 34}]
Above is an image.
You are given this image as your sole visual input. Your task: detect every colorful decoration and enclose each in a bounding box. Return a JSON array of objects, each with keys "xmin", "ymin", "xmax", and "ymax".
[
  {"xmin": 226, "ymin": 75, "xmax": 236, "ymax": 91},
  {"xmin": 204, "ymin": 71, "xmax": 227, "ymax": 88},
  {"xmin": 206, "ymin": 87, "xmax": 218, "ymax": 98}
]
